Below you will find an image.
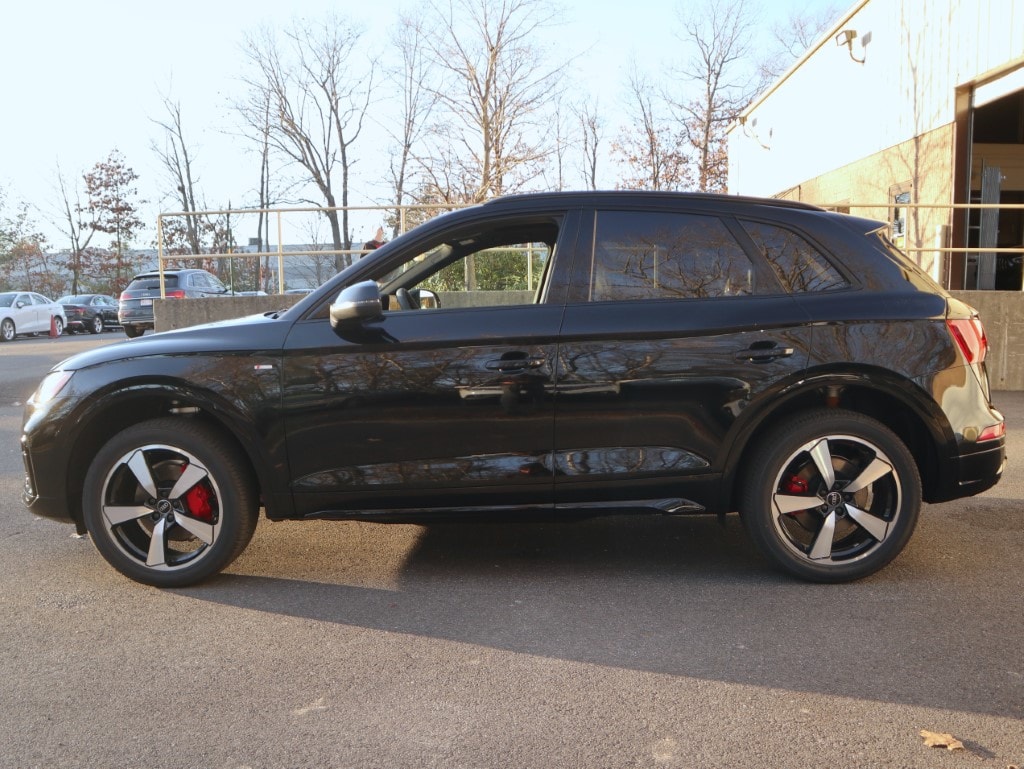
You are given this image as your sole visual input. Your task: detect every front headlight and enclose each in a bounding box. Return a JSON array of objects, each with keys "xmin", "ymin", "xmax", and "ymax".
[{"xmin": 29, "ymin": 370, "xmax": 74, "ymax": 407}]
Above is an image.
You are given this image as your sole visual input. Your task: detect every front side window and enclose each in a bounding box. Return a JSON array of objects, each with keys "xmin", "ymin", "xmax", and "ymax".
[
  {"xmin": 586, "ymin": 211, "xmax": 754, "ymax": 302},
  {"xmin": 741, "ymin": 220, "xmax": 848, "ymax": 293},
  {"xmin": 377, "ymin": 220, "xmax": 559, "ymax": 310}
]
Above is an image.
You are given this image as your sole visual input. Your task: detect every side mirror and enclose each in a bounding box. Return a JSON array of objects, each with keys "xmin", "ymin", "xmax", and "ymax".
[{"xmin": 330, "ymin": 280, "xmax": 384, "ymax": 328}]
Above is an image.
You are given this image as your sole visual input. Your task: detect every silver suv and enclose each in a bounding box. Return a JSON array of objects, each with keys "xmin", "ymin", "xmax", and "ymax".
[{"xmin": 117, "ymin": 269, "xmax": 227, "ymax": 338}]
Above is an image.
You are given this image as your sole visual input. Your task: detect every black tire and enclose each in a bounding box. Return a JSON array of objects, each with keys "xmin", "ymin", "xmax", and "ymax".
[
  {"xmin": 90, "ymin": 315, "xmax": 103, "ymax": 334},
  {"xmin": 53, "ymin": 317, "xmax": 63, "ymax": 336},
  {"xmin": 1, "ymin": 318, "xmax": 15, "ymax": 342},
  {"xmin": 739, "ymin": 409, "xmax": 921, "ymax": 583},
  {"xmin": 124, "ymin": 325, "xmax": 143, "ymax": 338},
  {"xmin": 82, "ymin": 418, "xmax": 259, "ymax": 587}
]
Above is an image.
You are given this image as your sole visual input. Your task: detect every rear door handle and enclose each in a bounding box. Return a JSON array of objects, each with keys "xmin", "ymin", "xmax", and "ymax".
[{"xmin": 734, "ymin": 342, "xmax": 795, "ymax": 363}]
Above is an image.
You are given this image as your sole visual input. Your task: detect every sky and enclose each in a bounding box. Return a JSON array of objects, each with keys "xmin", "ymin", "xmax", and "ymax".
[{"xmin": 1, "ymin": 0, "xmax": 848, "ymax": 248}]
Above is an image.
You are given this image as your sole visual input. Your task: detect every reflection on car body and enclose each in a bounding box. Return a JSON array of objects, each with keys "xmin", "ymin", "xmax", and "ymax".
[{"xmin": 21, "ymin": 191, "xmax": 1005, "ymax": 587}]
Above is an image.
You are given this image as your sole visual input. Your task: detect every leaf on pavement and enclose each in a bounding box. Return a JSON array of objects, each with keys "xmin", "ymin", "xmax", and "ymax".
[{"xmin": 919, "ymin": 729, "xmax": 965, "ymax": 751}]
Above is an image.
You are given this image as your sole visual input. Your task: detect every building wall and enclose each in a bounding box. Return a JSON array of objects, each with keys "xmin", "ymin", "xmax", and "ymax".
[
  {"xmin": 728, "ymin": 0, "xmax": 1024, "ymax": 198},
  {"xmin": 775, "ymin": 123, "xmax": 955, "ymax": 279}
]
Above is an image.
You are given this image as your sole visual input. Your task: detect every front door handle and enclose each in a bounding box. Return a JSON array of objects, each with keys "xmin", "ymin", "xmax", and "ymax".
[{"xmin": 486, "ymin": 356, "xmax": 546, "ymax": 372}]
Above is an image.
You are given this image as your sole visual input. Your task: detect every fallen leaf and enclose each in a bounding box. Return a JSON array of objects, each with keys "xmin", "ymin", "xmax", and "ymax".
[{"xmin": 919, "ymin": 729, "xmax": 965, "ymax": 751}]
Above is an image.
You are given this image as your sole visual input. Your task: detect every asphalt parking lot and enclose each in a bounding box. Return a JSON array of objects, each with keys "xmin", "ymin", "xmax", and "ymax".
[{"xmin": 1, "ymin": 333, "xmax": 1021, "ymax": 768}]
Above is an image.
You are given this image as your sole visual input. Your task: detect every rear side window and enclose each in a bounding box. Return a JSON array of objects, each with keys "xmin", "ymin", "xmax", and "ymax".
[
  {"xmin": 740, "ymin": 221, "xmax": 848, "ymax": 293},
  {"xmin": 586, "ymin": 211, "xmax": 754, "ymax": 301}
]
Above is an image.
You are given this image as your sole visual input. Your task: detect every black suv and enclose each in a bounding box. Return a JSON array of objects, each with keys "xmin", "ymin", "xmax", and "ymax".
[
  {"xmin": 118, "ymin": 268, "xmax": 228, "ymax": 337},
  {"xmin": 22, "ymin": 192, "xmax": 1005, "ymax": 586}
]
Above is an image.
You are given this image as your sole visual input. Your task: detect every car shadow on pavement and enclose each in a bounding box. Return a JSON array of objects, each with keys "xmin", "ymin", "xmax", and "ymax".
[{"xmin": 179, "ymin": 510, "xmax": 1024, "ymax": 720}]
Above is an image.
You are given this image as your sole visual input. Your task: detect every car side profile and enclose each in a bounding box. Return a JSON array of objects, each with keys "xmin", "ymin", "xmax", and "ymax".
[
  {"xmin": 58, "ymin": 294, "xmax": 120, "ymax": 334},
  {"xmin": 118, "ymin": 268, "xmax": 228, "ymax": 338},
  {"xmin": 1, "ymin": 291, "xmax": 65, "ymax": 341},
  {"xmin": 21, "ymin": 192, "xmax": 1005, "ymax": 586}
]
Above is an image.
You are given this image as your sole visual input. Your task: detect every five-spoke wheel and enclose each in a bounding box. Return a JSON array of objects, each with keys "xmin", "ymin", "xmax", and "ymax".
[
  {"xmin": 83, "ymin": 418, "xmax": 258, "ymax": 586},
  {"xmin": 740, "ymin": 409, "xmax": 921, "ymax": 582}
]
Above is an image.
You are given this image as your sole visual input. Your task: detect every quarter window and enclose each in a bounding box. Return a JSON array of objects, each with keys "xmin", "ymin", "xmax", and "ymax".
[
  {"xmin": 587, "ymin": 211, "xmax": 754, "ymax": 301},
  {"xmin": 740, "ymin": 221, "xmax": 848, "ymax": 293}
]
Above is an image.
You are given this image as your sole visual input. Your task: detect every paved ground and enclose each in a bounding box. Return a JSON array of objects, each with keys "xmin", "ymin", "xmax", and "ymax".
[{"xmin": 1, "ymin": 334, "xmax": 1021, "ymax": 768}]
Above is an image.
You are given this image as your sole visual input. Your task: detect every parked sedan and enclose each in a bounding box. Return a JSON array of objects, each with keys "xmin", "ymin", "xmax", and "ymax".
[
  {"xmin": 0, "ymin": 291, "xmax": 65, "ymax": 341},
  {"xmin": 58, "ymin": 294, "xmax": 120, "ymax": 334},
  {"xmin": 21, "ymin": 191, "xmax": 1005, "ymax": 587}
]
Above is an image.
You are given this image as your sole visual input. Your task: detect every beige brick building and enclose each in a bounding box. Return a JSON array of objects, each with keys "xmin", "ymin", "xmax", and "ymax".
[{"xmin": 728, "ymin": 0, "xmax": 1024, "ymax": 292}]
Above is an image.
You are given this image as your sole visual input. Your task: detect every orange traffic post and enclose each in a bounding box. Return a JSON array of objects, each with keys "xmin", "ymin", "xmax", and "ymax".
[{"xmin": 49, "ymin": 315, "xmax": 58, "ymax": 338}]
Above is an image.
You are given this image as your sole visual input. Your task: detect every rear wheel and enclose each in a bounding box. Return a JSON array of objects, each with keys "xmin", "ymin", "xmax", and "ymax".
[
  {"xmin": 739, "ymin": 409, "xmax": 921, "ymax": 582},
  {"xmin": 82, "ymin": 418, "xmax": 259, "ymax": 587},
  {"xmin": 124, "ymin": 325, "xmax": 143, "ymax": 338},
  {"xmin": 90, "ymin": 315, "xmax": 103, "ymax": 334}
]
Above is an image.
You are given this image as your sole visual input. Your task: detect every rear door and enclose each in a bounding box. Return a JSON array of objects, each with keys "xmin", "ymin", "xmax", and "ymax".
[{"xmin": 553, "ymin": 206, "xmax": 814, "ymax": 510}]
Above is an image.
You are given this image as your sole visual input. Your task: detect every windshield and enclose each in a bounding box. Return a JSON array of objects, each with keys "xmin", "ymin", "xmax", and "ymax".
[{"xmin": 0, "ymin": 293, "xmax": 15, "ymax": 308}]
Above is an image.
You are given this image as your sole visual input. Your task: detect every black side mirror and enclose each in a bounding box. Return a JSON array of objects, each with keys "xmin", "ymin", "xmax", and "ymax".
[{"xmin": 330, "ymin": 280, "xmax": 384, "ymax": 328}]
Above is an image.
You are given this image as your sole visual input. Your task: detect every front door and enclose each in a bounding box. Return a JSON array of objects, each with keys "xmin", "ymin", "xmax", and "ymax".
[{"xmin": 281, "ymin": 211, "xmax": 579, "ymax": 517}]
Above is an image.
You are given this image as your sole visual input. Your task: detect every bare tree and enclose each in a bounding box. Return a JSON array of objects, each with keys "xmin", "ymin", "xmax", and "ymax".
[
  {"xmin": 53, "ymin": 164, "xmax": 96, "ymax": 295},
  {"xmin": 762, "ymin": 3, "xmax": 843, "ymax": 79},
  {"xmin": 419, "ymin": 0, "xmax": 567, "ymax": 204},
  {"xmin": 612, "ymin": 67, "xmax": 691, "ymax": 191},
  {"xmin": 239, "ymin": 14, "xmax": 376, "ymax": 269},
  {"xmin": 151, "ymin": 98, "xmax": 208, "ymax": 257},
  {"xmin": 384, "ymin": 9, "xmax": 440, "ymax": 237},
  {"xmin": 669, "ymin": 0, "xmax": 764, "ymax": 192},
  {"xmin": 575, "ymin": 97, "xmax": 603, "ymax": 190}
]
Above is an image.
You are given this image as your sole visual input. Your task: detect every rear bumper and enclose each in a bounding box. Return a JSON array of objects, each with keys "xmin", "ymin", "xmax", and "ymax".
[{"xmin": 930, "ymin": 437, "xmax": 1005, "ymax": 502}]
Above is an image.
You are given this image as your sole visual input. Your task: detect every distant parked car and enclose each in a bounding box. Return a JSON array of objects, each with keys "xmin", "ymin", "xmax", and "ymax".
[
  {"xmin": 0, "ymin": 291, "xmax": 65, "ymax": 341},
  {"xmin": 58, "ymin": 294, "xmax": 120, "ymax": 334},
  {"xmin": 118, "ymin": 269, "xmax": 228, "ymax": 338}
]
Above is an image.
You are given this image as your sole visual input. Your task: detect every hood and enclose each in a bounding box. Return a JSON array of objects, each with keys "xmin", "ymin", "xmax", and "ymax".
[{"xmin": 56, "ymin": 312, "xmax": 292, "ymax": 372}]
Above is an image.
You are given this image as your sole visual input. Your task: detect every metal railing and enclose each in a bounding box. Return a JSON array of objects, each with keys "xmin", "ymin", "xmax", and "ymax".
[
  {"xmin": 156, "ymin": 200, "xmax": 1024, "ymax": 295},
  {"xmin": 155, "ymin": 203, "xmax": 469, "ymax": 297}
]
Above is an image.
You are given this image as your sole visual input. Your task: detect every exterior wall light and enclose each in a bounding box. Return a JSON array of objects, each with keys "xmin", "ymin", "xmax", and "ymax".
[{"xmin": 836, "ymin": 29, "xmax": 866, "ymax": 64}]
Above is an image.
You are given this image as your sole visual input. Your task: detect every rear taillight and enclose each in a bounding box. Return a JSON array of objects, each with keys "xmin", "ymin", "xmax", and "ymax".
[
  {"xmin": 165, "ymin": 290, "xmax": 186, "ymax": 298},
  {"xmin": 119, "ymin": 292, "xmax": 130, "ymax": 301},
  {"xmin": 978, "ymin": 423, "xmax": 1005, "ymax": 442},
  {"xmin": 947, "ymin": 318, "xmax": 988, "ymax": 365}
]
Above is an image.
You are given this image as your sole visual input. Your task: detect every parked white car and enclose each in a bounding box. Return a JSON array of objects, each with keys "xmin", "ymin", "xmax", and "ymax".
[{"xmin": 0, "ymin": 291, "xmax": 66, "ymax": 341}]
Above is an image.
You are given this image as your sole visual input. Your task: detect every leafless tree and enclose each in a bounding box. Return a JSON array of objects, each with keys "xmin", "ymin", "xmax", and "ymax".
[
  {"xmin": 762, "ymin": 3, "xmax": 842, "ymax": 79},
  {"xmin": 53, "ymin": 164, "xmax": 96, "ymax": 295},
  {"xmin": 669, "ymin": 0, "xmax": 764, "ymax": 192},
  {"xmin": 612, "ymin": 67, "xmax": 691, "ymax": 191},
  {"xmin": 239, "ymin": 14, "xmax": 376, "ymax": 269},
  {"xmin": 575, "ymin": 97, "xmax": 603, "ymax": 190},
  {"xmin": 383, "ymin": 9, "xmax": 440, "ymax": 237},
  {"xmin": 151, "ymin": 98, "xmax": 208, "ymax": 257},
  {"xmin": 418, "ymin": 0, "xmax": 567, "ymax": 204}
]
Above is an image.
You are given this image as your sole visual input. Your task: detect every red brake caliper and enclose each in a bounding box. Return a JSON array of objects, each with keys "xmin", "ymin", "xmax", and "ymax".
[
  {"xmin": 784, "ymin": 475, "xmax": 808, "ymax": 495},
  {"xmin": 183, "ymin": 467, "xmax": 214, "ymax": 520}
]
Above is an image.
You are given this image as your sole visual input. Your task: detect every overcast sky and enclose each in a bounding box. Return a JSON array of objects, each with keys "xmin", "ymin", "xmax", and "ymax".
[{"xmin": 2, "ymin": 0, "xmax": 847, "ymax": 246}]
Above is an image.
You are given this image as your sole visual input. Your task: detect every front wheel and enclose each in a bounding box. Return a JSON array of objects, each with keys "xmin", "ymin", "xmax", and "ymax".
[
  {"xmin": 1, "ymin": 318, "xmax": 15, "ymax": 342},
  {"xmin": 82, "ymin": 418, "xmax": 259, "ymax": 587},
  {"xmin": 90, "ymin": 315, "xmax": 103, "ymax": 334},
  {"xmin": 739, "ymin": 409, "xmax": 921, "ymax": 582}
]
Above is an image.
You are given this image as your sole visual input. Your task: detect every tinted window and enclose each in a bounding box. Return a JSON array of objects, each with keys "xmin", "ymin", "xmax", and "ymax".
[
  {"xmin": 740, "ymin": 221, "xmax": 848, "ymax": 293},
  {"xmin": 587, "ymin": 211, "xmax": 753, "ymax": 301}
]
